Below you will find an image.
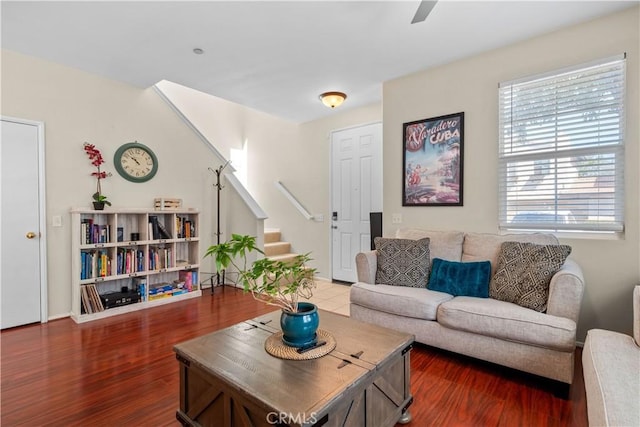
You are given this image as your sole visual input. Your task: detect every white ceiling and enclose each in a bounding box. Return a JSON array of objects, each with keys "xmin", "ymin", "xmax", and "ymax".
[{"xmin": 2, "ymin": 1, "xmax": 637, "ymax": 123}]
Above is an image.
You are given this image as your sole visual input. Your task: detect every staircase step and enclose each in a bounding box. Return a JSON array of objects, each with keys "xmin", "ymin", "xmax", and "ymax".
[
  {"xmin": 266, "ymin": 253, "xmax": 299, "ymax": 264},
  {"xmin": 264, "ymin": 229, "xmax": 281, "ymax": 244},
  {"xmin": 264, "ymin": 241, "xmax": 291, "ymax": 257}
]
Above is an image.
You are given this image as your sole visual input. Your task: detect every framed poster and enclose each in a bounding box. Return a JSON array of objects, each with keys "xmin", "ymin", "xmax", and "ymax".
[{"xmin": 403, "ymin": 112, "xmax": 464, "ymax": 206}]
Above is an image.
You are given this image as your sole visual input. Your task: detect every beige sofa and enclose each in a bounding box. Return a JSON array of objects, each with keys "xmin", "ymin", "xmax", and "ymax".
[
  {"xmin": 583, "ymin": 285, "xmax": 640, "ymax": 426},
  {"xmin": 350, "ymin": 228, "xmax": 585, "ymax": 385}
]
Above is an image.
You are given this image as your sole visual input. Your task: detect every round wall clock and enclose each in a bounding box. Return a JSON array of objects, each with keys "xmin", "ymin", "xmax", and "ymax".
[{"xmin": 114, "ymin": 141, "xmax": 158, "ymax": 183}]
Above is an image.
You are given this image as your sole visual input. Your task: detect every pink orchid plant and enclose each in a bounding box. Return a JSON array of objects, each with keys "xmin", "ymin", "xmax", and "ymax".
[{"xmin": 83, "ymin": 142, "xmax": 112, "ymax": 206}]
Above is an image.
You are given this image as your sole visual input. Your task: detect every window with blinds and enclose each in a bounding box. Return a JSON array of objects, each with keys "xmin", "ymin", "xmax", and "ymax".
[{"xmin": 498, "ymin": 55, "xmax": 625, "ymax": 233}]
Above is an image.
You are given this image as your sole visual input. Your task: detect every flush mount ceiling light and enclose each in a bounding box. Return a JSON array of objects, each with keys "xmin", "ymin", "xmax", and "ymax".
[{"xmin": 319, "ymin": 91, "xmax": 347, "ymax": 109}]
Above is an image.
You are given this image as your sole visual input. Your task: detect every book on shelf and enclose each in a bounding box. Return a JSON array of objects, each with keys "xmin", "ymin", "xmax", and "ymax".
[
  {"xmin": 132, "ymin": 277, "xmax": 146, "ymax": 302},
  {"xmin": 81, "ymin": 284, "xmax": 105, "ymax": 313},
  {"xmin": 81, "ymin": 250, "xmax": 112, "ymax": 280},
  {"xmin": 176, "ymin": 216, "xmax": 196, "ymax": 239},
  {"xmin": 81, "ymin": 286, "xmax": 93, "ymax": 314},
  {"xmin": 179, "ymin": 271, "xmax": 193, "ymax": 291},
  {"xmin": 149, "ymin": 283, "xmax": 173, "ymax": 295},
  {"xmin": 148, "ymin": 216, "xmax": 171, "ymax": 240},
  {"xmin": 80, "ymin": 219, "xmax": 111, "ymax": 244},
  {"xmin": 80, "ymin": 219, "xmax": 92, "ymax": 244},
  {"xmin": 116, "ymin": 248, "xmax": 145, "ymax": 275},
  {"xmin": 157, "ymin": 220, "xmax": 171, "ymax": 239},
  {"xmin": 148, "ymin": 282, "xmax": 174, "ymax": 300},
  {"xmin": 148, "ymin": 247, "xmax": 172, "ymax": 270},
  {"xmin": 91, "ymin": 285, "xmax": 105, "ymax": 311},
  {"xmin": 148, "ymin": 217, "xmax": 158, "ymax": 240},
  {"xmin": 148, "ymin": 293, "xmax": 172, "ymax": 301}
]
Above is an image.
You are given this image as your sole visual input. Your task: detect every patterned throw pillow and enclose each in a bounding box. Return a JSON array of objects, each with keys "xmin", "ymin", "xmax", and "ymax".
[
  {"xmin": 375, "ymin": 237, "xmax": 430, "ymax": 287},
  {"xmin": 490, "ymin": 241, "xmax": 572, "ymax": 312}
]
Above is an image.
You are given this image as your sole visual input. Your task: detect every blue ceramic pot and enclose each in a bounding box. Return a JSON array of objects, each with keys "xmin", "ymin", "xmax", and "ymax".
[{"xmin": 280, "ymin": 302, "xmax": 319, "ymax": 347}]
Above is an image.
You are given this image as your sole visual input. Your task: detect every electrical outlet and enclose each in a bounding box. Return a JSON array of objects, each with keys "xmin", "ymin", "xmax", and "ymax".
[{"xmin": 392, "ymin": 213, "xmax": 402, "ymax": 224}]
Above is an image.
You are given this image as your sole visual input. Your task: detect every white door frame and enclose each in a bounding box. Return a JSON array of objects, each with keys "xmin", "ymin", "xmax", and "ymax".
[
  {"xmin": 329, "ymin": 121, "xmax": 382, "ymax": 282},
  {"xmin": 1, "ymin": 115, "xmax": 48, "ymax": 323}
]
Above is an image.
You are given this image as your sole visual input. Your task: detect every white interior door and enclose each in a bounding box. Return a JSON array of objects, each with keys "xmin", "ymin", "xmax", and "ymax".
[
  {"xmin": 1, "ymin": 117, "xmax": 47, "ymax": 329},
  {"xmin": 331, "ymin": 123, "xmax": 382, "ymax": 282}
]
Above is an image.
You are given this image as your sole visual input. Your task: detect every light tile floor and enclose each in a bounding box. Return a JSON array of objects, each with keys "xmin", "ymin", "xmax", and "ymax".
[
  {"xmin": 218, "ymin": 278, "xmax": 352, "ymax": 316},
  {"xmin": 303, "ymin": 279, "xmax": 351, "ymax": 316}
]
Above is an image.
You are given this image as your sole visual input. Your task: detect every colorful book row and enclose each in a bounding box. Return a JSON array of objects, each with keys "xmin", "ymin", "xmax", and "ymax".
[
  {"xmin": 116, "ymin": 248, "xmax": 145, "ymax": 275},
  {"xmin": 176, "ymin": 216, "xmax": 196, "ymax": 239},
  {"xmin": 80, "ymin": 250, "xmax": 111, "ymax": 280},
  {"xmin": 149, "ymin": 247, "xmax": 172, "ymax": 270},
  {"xmin": 81, "ymin": 219, "xmax": 111, "ymax": 244}
]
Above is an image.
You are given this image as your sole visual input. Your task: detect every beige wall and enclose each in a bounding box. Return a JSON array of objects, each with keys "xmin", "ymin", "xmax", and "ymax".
[
  {"xmin": 383, "ymin": 7, "xmax": 640, "ymax": 340},
  {"xmin": 1, "ymin": 49, "xmax": 222, "ymax": 318},
  {"xmin": 152, "ymin": 79, "xmax": 382, "ymax": 279},
  {"xmin": 269, "ymin": 104, "xmax": 382, "ymax": 280},
  {"xmin": 0, "ymin": 48, "xmax": 380, "ymax": 318}
]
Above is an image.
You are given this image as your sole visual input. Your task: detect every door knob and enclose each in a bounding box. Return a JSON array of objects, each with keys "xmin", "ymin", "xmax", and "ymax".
[{"xmin": 26, "ymin": 232, "xmax": 37, "ymax": 239}]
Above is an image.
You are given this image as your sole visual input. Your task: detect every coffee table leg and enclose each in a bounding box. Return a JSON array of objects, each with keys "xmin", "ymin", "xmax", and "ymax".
[{"xmin": 398, "ymin": 409, "xmax": 412, "ymax": 424}]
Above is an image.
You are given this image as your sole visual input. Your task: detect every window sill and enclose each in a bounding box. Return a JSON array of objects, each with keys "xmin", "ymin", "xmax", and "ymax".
[{"xmin": 499, "ymin": 229, "xmax": 623, "ymax": 241}]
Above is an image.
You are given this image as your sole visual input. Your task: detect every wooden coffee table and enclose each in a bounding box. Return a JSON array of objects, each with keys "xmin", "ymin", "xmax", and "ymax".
[{"xmin": 174, "ymin": 309, "xmax": 414, "ymax": 426}]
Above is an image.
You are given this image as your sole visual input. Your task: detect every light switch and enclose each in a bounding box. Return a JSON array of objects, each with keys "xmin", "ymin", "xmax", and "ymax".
[
  {"xmin": 392, "ymin": 213, "xmax": 402, "ymax": 224},
  {"xmin": 52, "ymin": 215, "xmax": 62, "ymax": 227}
]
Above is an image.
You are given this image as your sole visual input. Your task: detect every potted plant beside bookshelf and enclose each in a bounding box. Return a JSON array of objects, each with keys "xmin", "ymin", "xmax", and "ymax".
[
  {"xmin": 83, "ymin": 142, "xmax": 112, "ymax": 210},
  {"xmin": 204, "ymin": 234, "xmax": 318, "ymax": 347}
]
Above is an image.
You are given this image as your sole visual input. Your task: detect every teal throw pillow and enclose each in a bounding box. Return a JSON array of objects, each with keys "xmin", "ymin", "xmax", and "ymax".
[{"xmin": 428, "ymin": 258, "xmax": 491, "ymax": 297}]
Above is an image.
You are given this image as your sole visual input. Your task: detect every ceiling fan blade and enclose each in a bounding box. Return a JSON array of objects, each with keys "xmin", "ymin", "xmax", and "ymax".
[{"xmin": 411, "ymin": 0, "xmax": 438, "ymax": 24}]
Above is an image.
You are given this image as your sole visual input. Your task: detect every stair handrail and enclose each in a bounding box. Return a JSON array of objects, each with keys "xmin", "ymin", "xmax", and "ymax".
[{"xmin": 274, "ymin": 180, "xmax": 314, "ymax": 221}]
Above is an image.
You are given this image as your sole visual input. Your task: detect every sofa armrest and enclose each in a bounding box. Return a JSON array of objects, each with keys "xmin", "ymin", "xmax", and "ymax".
[
  {"xmin": 546, "ymin": 258, "xmax": 585, "ymax": 322},
  {"xmin": 356, "ymin": 251, "xmax": 377, "ymax": 284}
]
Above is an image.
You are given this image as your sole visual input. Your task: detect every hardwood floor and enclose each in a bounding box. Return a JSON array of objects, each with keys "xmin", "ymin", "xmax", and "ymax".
[{"xmin": 1, "ymin": 287, "xmax": 588, "ymax": 426}]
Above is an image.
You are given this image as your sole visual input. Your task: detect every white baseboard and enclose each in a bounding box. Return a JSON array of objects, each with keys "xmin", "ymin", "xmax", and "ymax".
[{"xmin": 48, "ymin": 312, "xmax": 71, "ymax": 322}]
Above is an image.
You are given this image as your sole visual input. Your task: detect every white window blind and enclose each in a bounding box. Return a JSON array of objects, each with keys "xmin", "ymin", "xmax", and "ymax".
[{"xmin": 498, "ymin": 55, "xmax": 625, "ymax": 233}]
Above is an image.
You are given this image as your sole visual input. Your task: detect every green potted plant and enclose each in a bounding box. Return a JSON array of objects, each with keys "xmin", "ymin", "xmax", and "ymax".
[
  {"xmin": 204, "ymin": 234, "xmax": 318, "ymax": 347},
  {"xmin": 83, "ymin": 142, "xmax": 112, "ymax": 210}
]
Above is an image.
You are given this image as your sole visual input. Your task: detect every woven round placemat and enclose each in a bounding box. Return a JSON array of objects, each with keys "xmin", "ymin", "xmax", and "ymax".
[{"xmin": 264, "ymin": 329, "xmax": 336, "ymax": 360}]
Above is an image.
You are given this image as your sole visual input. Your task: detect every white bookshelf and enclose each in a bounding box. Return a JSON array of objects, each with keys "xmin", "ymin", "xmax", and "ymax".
[{"xmin": 70, "ymin": 208, "xmax": 202, "ymax": 323}]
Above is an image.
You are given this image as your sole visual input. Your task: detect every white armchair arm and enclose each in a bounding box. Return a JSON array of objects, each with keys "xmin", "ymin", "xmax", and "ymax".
[
  {"xmin": 546, "ymin": 258, "xmax": 585, "ymax": 322},
  {"xmin": 355, "ymin": 251, "xmax": 377, "ymax": 284}
]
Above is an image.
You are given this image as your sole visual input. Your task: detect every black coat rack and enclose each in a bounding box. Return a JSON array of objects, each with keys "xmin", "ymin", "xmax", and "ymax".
[{"xmin": 209, "ymin": 161, "xmax": 230, "ymax": 286}]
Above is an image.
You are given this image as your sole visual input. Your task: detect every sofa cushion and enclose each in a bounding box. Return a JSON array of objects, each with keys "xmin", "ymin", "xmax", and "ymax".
[
  {"xmin": 462, "ymin": 232, "xmax": 559, "ymax": 275},
  {"xmin": 490, "ymin": 242, "xmax": 572, "ymax": 312},
  {"xmin": 428, "ymin": 258, "xmax": 491, "ymax": 298},
  {"xmin": 374, "ymin": 237, "xmax": 430, "ymax": 288},
  {"xmin": 350, "ymin": 282, "xmax": 453, "ymax": 321},
  {"xmin": 395, "ymin": 228, "xmax": 464, "ymax": 262},
  {"xmin": 437, "ymin": 297, "xmax": 577, "ymax": 351}
]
